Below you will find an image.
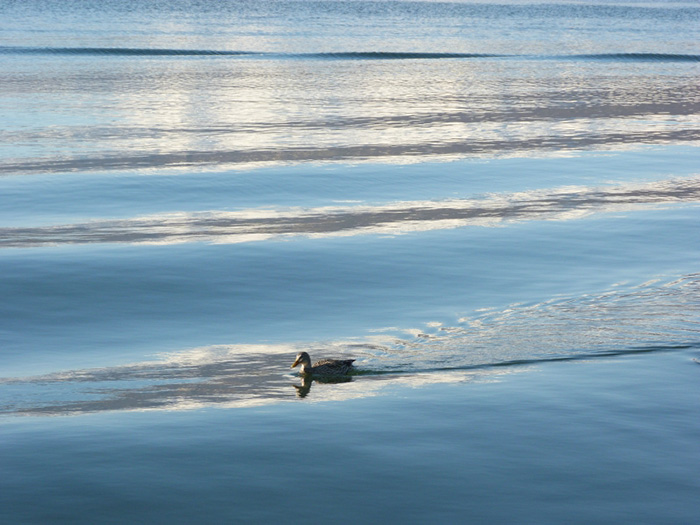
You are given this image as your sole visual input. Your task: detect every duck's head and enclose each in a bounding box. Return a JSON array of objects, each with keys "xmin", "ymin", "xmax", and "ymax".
[{"xmin": 291, "ymin": 351, "xmax": 311, "ymax": 369}]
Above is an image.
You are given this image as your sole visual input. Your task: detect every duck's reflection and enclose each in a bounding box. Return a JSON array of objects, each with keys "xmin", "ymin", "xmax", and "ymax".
[{"xmin": 293, "ymin": 374, "xmax": 354, "ymax": 398}]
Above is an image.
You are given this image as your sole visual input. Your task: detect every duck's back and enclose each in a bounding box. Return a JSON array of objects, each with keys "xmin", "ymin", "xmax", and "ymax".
[
  {"xmin": 311, "ymin": 358, "xmax": 355, "ymax": 375},
  {"xmin": 313, "ymin": 358, "xmax": 354, "ymax": 367}
]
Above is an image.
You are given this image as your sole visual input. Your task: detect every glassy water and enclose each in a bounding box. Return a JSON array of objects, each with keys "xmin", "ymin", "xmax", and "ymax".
[{"xmin": 1, "ymin": 1, "xmax": 699, "ymax": 522}]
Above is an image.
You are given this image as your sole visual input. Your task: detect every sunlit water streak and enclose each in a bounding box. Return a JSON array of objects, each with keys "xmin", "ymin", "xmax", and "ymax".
[{"xmin": 2, "ymin": 46, "xmax": 699, "ymax": 173}]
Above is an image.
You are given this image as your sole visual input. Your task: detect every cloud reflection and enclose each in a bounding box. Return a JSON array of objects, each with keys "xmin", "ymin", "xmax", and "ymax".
[
  {"xmin": 1, "ymin": 176, "xmax": 698, "ymax": 248},
  {"xmin": 0, "ymin": 343, "xmax": 508, "ymax": 417}
]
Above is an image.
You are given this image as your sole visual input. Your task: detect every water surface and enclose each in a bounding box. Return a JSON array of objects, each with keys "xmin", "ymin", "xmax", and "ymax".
[{"xmin": 1, "ymin": 1, "xmax": 699, "ymax": 522}]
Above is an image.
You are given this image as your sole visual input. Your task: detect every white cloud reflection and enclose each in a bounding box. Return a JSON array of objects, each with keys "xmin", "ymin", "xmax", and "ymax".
[
  {"xmin": 0, "ymin": 340, "xmax": 519, "ymax": 416},
  {"xmin": 1, "ymin": 176, "xmax": 698, "ymax": 248}
]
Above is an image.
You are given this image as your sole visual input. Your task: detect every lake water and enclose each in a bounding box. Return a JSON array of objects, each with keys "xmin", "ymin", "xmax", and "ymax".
[{"xmin": 1, "ymin": 1, "xmax": 699, "ymax": 523}]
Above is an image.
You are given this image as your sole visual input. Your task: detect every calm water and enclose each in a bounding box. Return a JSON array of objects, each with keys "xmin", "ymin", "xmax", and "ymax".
[{"xmin": 1, "ymin": 1, "xmax": 699, "ymax": 522}]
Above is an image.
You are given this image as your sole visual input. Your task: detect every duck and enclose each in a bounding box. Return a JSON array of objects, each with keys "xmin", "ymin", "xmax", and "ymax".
[{"xmin": 291, "ymin": 351, "xmax": 355, "ymax": 376}]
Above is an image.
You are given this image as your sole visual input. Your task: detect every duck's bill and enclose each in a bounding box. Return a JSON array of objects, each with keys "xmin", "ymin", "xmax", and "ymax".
[{"xmin": 291, "ymin": 357, "xmax": 301, "ymax": 368}]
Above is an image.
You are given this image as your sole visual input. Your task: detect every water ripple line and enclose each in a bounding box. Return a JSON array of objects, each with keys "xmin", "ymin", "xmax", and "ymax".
[{"xmin": 2, "ymin": 46, "xmax": 699, "ymax": 62}]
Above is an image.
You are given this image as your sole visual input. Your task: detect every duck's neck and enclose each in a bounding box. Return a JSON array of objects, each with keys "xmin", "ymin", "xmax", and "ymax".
[{"xmin": 299, "ymin": 362, "xmax": 312, "ymax": 375}]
